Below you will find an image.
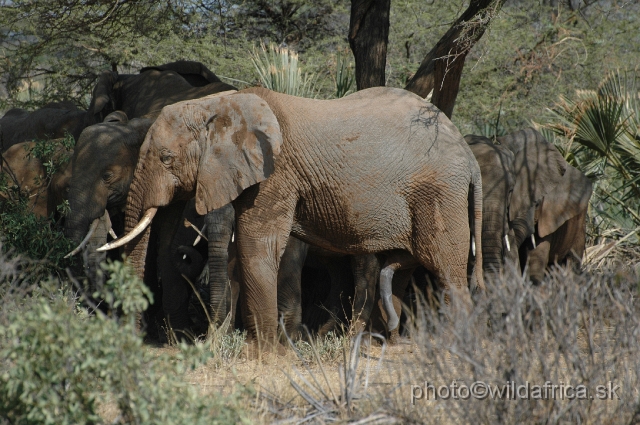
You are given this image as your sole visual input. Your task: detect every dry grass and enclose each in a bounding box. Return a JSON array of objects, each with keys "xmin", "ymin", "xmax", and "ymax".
[{"xmin": 140, "ymin": 245, "xmax": 640, "ymax": 424}]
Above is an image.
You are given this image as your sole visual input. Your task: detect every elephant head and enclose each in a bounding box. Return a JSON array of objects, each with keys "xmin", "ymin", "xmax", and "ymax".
[
  {"xmin": 103, "ymin": 93, "xmax": 282, "ymax": 285},
  {"xmin": 526, "ymin": 162, "xmax": 592, "ymax": 283},
  {"xmin": 64, "ymin": 111, "xmax": 152, "ymax": 252},
  {"xmin": 497, "ymin": 128, "xmax": 568, "ymax": 251},
  {"xmin": 465, "ymin": 135, "xmax": 515, "ymax": 276}
]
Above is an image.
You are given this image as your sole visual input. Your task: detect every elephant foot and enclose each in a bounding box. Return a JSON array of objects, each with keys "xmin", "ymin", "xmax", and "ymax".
[
  {"xmin": 388, "ymin": 328, "xmax": 401, "ymax": 345},
  {"xmin": 242, "ymin": 338, "xmax": 287, "ymax": 360}
]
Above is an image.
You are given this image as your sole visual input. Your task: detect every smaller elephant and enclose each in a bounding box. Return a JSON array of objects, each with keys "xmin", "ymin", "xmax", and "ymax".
[
  {"xmin": 496, "ymin": 128, "xmax": 592, "ymax": 284},
  {"xmin": 464, "ymin": 135, "xmax": 516, "ymax": 278}
]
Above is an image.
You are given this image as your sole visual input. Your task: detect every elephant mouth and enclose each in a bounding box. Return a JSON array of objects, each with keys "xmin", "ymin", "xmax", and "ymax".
[
  {"xmin": 64, "ymin": 210, "xmax": 113, "ymax": 258},
  {"xmin": 97, "ymin": 207, "xmax": 157, "ymax": 252}
]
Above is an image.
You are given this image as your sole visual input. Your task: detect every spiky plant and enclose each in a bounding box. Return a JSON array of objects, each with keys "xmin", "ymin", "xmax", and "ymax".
[
  {"xmin": 334, "ymin": 48, "xmax": 355, "ymax": 98},
  {"xmin": 542, "ymin": 69, "xmax": 640, "ymax": 239},
  {"xmin": 250, "ymin": 42, "xmax": 317, "ymax": 98}
]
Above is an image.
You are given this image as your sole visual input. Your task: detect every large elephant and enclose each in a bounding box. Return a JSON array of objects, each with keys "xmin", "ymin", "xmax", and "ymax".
[
  {"xmin": 63, "ymin": 60, "xmax": 236, "ymax": 336},
  {"xmin": 496, "ymin": 128, "xmax": 592, "ymax": 283},
  {"xmin": 0, "ymin": 101, "xmax": 92, "ymax": 152},
  {"xmin": 464, "ymin": 135, "xmax": 516, "ymax": 277},
  {"xmin": 105, "ymin": 87, "xmax": 484, "ymax": 348}
]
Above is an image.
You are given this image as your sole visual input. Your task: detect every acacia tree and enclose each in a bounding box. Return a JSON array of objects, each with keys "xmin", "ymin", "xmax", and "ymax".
[
  {"xmin": 348, "ymin": 0, "xmax": 391, "ymax": 90},
  {"xmin": 349, "ymin": 0, "xmax": 505, "ymax": 118},
  {"xmin": 0, "ymin": 0, "xmax": 183, "ymax": 108}
]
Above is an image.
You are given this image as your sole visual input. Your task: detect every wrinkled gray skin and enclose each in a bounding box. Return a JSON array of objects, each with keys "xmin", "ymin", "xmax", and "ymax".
[
  {"xmin": 0, "ymin": 101, "xmax": 96, "ymax": 152},
  {"xmin": 122, "ymin": 87, "xmax": 484, "ymax": 347},
  {"xmin": 464, "ymin": 135, "xmax": 516, "ymax": 279},
  {"xmin": 63, "ymin": 60, "xmax": 235, "ymax": 335},
  {"xmin": 497, "ymin": 128, "xmax": 592, "ymax": 284}
]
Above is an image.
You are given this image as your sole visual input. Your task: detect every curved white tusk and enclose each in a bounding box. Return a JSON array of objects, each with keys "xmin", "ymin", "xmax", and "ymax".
[
  {"xmin": 109, "ymin": 228, "xmax": 117, "ymax": 239},
  {"xmin": 471, "ymin": 235, "xmax": 476, "ymax": 257},
  {"xmin": 64, "ymin": 217, "xmax": 100, "ymax": 258},
  {"xmin": 96, "ymin": 208, "xmax": 157, "ymax": 252},
  {"xmin": 531, "ymin": 234, "xmax": 537, "ymax": 249},
  {"xmin": 192, "ymin": 224, "xmax": 207, "ymax": 246},
  {"xmin": 231, "ymin": 231, "xmax": 234, "ymax": 243},
  {"xmin": 505, "ymin": 234, "xmax": 511, "ymax": 252}
]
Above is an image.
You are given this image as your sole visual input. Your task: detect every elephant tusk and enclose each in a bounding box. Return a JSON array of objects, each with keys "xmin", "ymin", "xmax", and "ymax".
[
  {"xmin": 64, "ymin": 217, "xmax": 101, "ymax": 258},
  {"xmin": 96, "ymin": 208, "xmax": 157, "ymax": 252},
  {"xmin": 184, "ymin": 218, "xmax": 208, "ymax": 245},
  {"xmin": 505, "ymin": 234, "xmax": 511, "ymax": 252},
  {"xmin": 192, "ymin": 224, "xmax": 207, "ymax": 246},
  {"xmin": 531, "ymin": 234, "xmax": 536, "ymax": 249},
  {"xmin": 109, "ymin": 228, "xmax": 117, "ymax": 239},
  {"xmin": 471, "ymin": 236, "xmax": 476, "ymax": 257},
  {"xmin": 231, "ymin": 231, "xmax": 234, "ymax": 243}
]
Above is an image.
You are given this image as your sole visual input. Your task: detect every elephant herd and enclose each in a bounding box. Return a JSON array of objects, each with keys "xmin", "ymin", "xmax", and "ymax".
[{"xmin": 0, "ymin": 61, "xmax": 592, "ymax": 349}]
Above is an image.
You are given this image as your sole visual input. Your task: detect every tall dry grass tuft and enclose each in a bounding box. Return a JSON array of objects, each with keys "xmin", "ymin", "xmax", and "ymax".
[{"xmin": 255, "ymin": 262, "xmax": 640, "ymax": 424}]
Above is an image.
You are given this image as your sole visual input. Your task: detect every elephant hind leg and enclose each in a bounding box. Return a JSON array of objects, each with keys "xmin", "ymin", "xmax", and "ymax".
[{"xmin": 411, "ymin": 199, "xmax": 472, "ymax": 308}]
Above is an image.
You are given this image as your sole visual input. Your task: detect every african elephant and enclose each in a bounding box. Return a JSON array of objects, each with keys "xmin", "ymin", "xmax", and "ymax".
[
  {"xmin": 63, "ymin": 61, "xmax": 236, "ymax": 336},
  {"xmin": 0, "ymin": 101, "xmax": 92, "ymax": 152},
  {"xmin": 464, "ymin": 135, "xmax": 516, "ymax": 277},
  {"xmin": 104, "ymin": 87, "xmax": 484, "ymax": 349},
  {"xmin": 0, "ymin": 140, "xmax": 72, "ymax": 218},
  {"xmin": 497, "ymin": 128, "xmax": 592, "ymax": 283}
]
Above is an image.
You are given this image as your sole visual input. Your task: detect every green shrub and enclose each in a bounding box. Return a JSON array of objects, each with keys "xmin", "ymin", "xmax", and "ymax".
[
  {"xmin": 0, "ymin": 134, "xmax": 75, "ymax": 278},
  {"xmin": 0, "ymin": 257, "xmax": 248, "ymax": 425}
]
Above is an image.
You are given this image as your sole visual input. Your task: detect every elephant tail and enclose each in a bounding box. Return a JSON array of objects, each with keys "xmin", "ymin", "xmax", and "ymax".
[{"xmin": 470, "ymin": 170, "xmax": 485, "ymax": 292}]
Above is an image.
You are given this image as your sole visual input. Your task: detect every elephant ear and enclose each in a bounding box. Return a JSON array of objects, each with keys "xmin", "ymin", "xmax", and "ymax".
[
  {"xmin": 508, "ymin": 129, "xmax": 568, "ymax": 223},
  {"xmin": 537, "ymin": 164, "xmax": 592, "ymax": 238},
  {"xmin": 194, "ymin": 93, "xmax": 282, "ymax": 215},
  {"xmin": 126, "ymin": 117, "xmax": 155, "ymax": 148},
  {"xmin": 88, "ymin": 71, "xmax": 118, "ymax": 123},
  {"xmin": 103, "ymin": 111, "xmax": 128, "ymax": 124}
]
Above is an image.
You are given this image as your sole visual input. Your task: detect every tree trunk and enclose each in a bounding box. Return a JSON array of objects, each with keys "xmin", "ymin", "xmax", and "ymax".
[
  {"xmin": 404, "ymin": 0, "xmax": 505, "ymax": 118},
  {"xmin": 348, "ymin": 0, "xmax": 391, "ymax": 90}
]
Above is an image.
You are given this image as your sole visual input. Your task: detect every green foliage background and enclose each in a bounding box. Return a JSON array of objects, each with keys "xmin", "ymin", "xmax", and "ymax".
[{"xmin": 2, "ymin": 1, "xmax": 639, "ymax": 134}]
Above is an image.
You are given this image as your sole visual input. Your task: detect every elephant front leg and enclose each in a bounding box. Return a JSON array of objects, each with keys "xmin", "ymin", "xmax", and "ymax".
[{"xmin": 235, "ymin": 189, "xmax": 297, "ymax": 353}]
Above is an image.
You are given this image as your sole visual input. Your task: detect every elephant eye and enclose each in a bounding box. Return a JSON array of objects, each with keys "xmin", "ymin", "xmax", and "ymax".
[
  {"xmin": 102, "ymin": 171, "xmax": 113, "ymax": 182},
  {"xmin": 160, "ymin": 150, "xmax": 174, "ymax": 166}
]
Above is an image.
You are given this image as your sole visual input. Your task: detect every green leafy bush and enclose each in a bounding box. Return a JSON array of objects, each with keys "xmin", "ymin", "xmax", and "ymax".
[
  {"xmin": 0, "ymin": 134, "xmax": 75, "ymax": 278},
  {"xmin": 0, "ymin": 257, "xmax": 248, "ymax": 425}
]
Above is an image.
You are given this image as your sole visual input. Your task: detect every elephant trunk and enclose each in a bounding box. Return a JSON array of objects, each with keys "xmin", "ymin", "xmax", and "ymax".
[
  {"xmin": 64, "ymin": 183, "xmax": 109, "ymax": 246},
  {"xmin": 205, "ymin": 203, "xmax": 236, "ymax": 326},
  {"xmin": 123, "ymin": 172, "xmax": 153, "ymax": 284},
  {"xmin": 481, "ymin": 209, "xmax": 507, "ymax": 278},
  {"xmin": 511, "ymin": 217, "xmax": 533, "ymax": 249}
]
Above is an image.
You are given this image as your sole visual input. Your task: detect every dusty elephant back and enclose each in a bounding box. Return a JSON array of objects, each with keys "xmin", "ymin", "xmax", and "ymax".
[{"xmin": 239, "ymin": 87, "xmax": 479, "ymax": 254}]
